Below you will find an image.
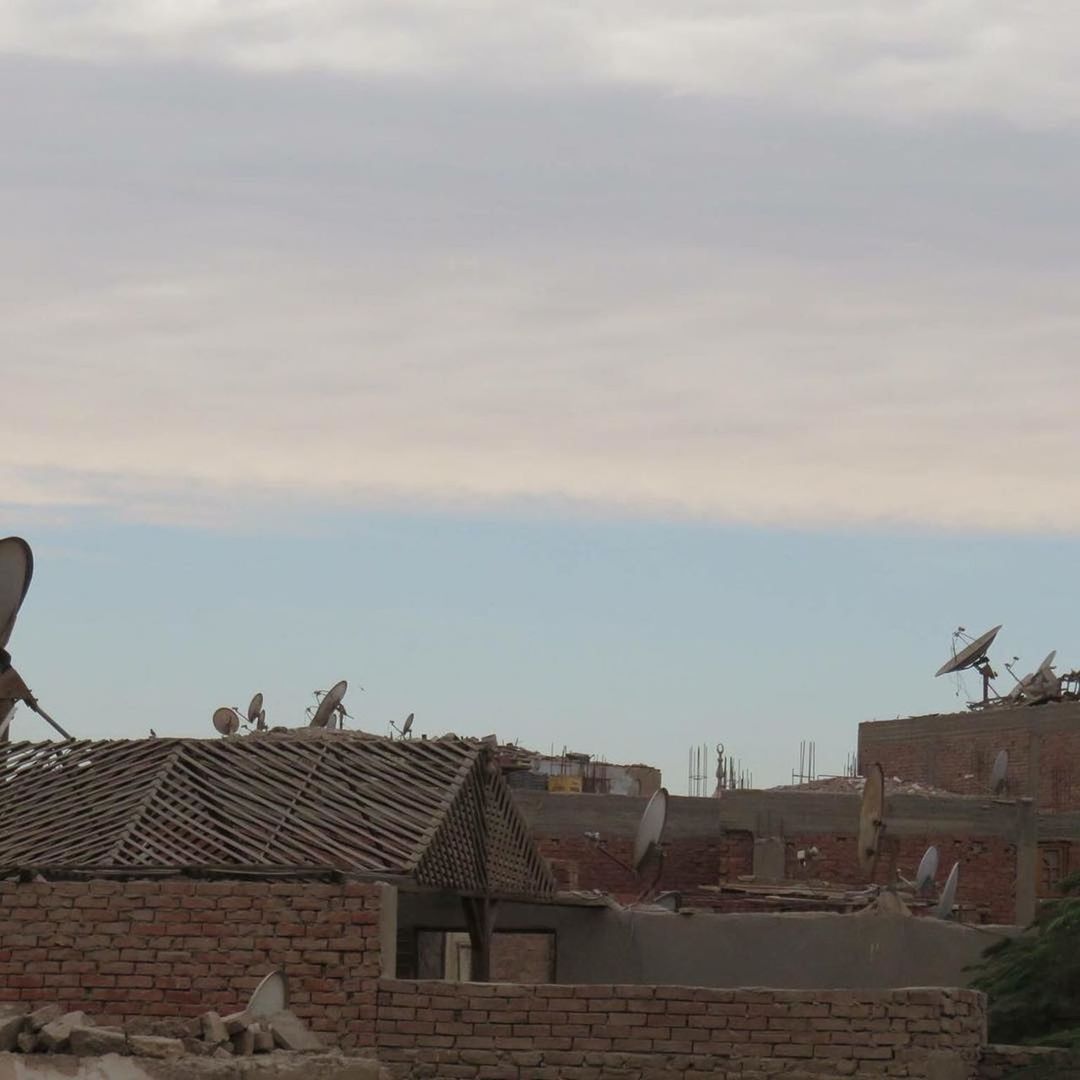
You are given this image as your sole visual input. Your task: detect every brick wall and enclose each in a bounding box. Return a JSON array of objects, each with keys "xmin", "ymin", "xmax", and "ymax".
[
  {"xmin": 858, "ymin": 706, "xmax": 1080, "ymax": 811},
  {"xmin": 536, "ymin": 832, "xmax": 754, "ymax": 899},
  {"xmin": 375, "ymin": 980, "xmax": 987, "ymax": 1078},
  {"xmin": 0, "ymin": 879, "xmax": 386, "ymax": 1048},
  {"xmin": 786, "ymin": 833, "xmax": 1018, "ymax": 924}
]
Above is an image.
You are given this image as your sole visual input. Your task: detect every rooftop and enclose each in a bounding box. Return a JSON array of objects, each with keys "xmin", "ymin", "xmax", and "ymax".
[{"xmin": 0, "ymin": 731, "xmax": 556, "ymax": 900}]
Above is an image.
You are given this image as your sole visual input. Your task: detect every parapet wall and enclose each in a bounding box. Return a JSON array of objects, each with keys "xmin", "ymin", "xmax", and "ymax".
[
  {"xmin": 0, "ymin": 879, "xmax": 391, "ymax": 1048},
  {"xmin": 858, "ymin": 702, "xmax": 1080, "ymax": 811},
  {"xmin": 374, "ymin": 980, "xmax": 987, "ymax": 1079}
]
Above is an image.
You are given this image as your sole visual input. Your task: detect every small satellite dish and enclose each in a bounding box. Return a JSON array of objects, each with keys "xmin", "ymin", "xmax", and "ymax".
[
  {"xmin": 990, "ymin": 749, "xmax": 1008, "ymax": 794},
  {"xmin": 935, "ymin": 625, "xmax": 1002, "ymax": 677},
  {"xmin": 247, "ymin": 970, "xmax": 288, "ymax": 1019},
  {"xmin": 310, "ymin": 680, "xmax": 347, "ymax": 728},
  {"xmin": 402, "ymin": 712, "xmax": 414, "ymax": 737},
  {"xmin": 858, "ymin": 764, "xmax": 885, "ymax": 876},
  {"xmin": 0, "ymin": 538, "xmax": 33, "ymax": 651},
  {"xmin": 633, "ymin": 787, "xmax": 669, "ymax": 871},
  {"xmin": 247, "ymin": 692, "xmax": 263, "ymax": 725},
  {"xmin": 915, "ymin": 846, "xmax": 939, "ymax": 892},
  {"xmin": 257, "ymin": 708, "xmax": 266, "ymax": 731},
  {"xmin": 213, "ymin": 707, "xmax": 240, "ymax": 736},
  {"xmin": 933, "ymin": 861, "xmax": 960, "ymax": 919}
]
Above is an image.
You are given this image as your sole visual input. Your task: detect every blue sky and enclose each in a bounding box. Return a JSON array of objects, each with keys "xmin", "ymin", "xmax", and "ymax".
[
  {"xmin": 4, "ymin": 3, "xmax": 1080, "ymax": 789},
  {"xmin": 9, "ymin": 513, "xmax": 1075, "ymax": 790}
]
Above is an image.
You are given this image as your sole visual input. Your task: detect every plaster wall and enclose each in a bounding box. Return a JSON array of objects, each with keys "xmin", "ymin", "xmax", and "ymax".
[{"xmin": 398, "ymin": 893, "xmax": 1012, "ymax": 990}]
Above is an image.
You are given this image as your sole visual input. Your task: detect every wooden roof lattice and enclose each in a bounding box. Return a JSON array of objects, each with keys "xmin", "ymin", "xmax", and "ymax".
[{"xmin": 0, "ymin": 733, "xmax": 555, "ymax": 900}]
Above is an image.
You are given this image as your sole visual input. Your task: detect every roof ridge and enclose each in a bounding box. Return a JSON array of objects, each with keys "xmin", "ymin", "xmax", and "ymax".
[{"xmin": 101, "ymin": 741, "xmax": 188, "ymax": 865}]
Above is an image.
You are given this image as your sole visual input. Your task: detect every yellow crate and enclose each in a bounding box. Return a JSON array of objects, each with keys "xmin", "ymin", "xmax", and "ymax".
[{"xmin": 547, "ymin": 775, "xmax": 583, "ymax": 794}]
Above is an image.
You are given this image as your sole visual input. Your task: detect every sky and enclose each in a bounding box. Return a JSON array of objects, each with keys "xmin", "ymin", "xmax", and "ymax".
[{"xmin": 3, "ymin": 2, "xmax": 1080, "ymax": 790}]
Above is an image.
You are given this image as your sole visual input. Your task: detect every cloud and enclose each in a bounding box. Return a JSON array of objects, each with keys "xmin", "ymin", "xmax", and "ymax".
[
  {"xmin": 1, "ymin": 46, "xmax": 1078, "ymax": 535},
  {"xmin": 5, "ymin": 243, "xmax": 1080, "ymax": 533},
  {"xmin": 2, "ymin": 1, "xmax": 1080, "ymax": 126}
]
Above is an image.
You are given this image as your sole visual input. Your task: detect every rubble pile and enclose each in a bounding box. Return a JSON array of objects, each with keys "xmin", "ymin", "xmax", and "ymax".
[{"xmin": 0, "ymin": 1001, "xmax": 327, "ymax": 1060}]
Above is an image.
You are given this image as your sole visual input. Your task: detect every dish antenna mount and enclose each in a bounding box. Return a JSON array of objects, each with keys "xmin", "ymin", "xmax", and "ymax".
[
  {"xmin": 584, "ymin": 788, "xmax": 670, "ymax": 905},
  {"xmin": 936, "ymin": 625, "xmax": 1002, "ymax": 707},
  {"xmin": 0, "ymin": 537, "xmax": 71, "ymax": 741}
]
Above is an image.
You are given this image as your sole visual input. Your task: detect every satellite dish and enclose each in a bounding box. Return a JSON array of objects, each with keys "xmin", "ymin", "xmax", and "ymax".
[
  {"xmin": 936, "ymin": 626, "xmax": 1002, "ymax": 677},
  {"xmin": 402, "ymin": 713, "xmax": 414, "ymax": 737},
  {"xmin": 0, "ymin": 538, "xmax": 33, "ymax": 651},
  {"xmin": 857, "ymin": 764, "xmax": 885, "ymax": 876},
  {"xmin": 632, "ymin": 787, "xmax": 669, "ymax": 871},
  {"xmin": 310, "ymin": 680, "xmax": 347, "ymax": 728},
  {"xmin": 247, "ymin": 693, "xmax": 263, "ymax": 724},
  {"xmin": 915, "ymin": 846, "xmax": 939, "ymax": 892},
  {"xmin": 990, "ymin": 749, "xmax": 1009, "ymax": 794},
  {"xmin": 213, "ymin": 707, "xmax": 240, "ymax": 736},
  {"xmin": 247, "ymin": 970, "xmax": 288, "ymax": 1018},
  {"xmin": 257, "ymin": 708, "xmax": 266, "ymax": 731},
  {"xmin": 933, "ymin": 861, "xmax": 960, "ymax": 919}
]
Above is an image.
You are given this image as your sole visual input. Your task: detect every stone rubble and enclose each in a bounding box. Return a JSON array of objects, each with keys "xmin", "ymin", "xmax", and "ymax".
[{"xmin": 0, "ymin": 1000, "xmax": 328, "ymax": 1060}]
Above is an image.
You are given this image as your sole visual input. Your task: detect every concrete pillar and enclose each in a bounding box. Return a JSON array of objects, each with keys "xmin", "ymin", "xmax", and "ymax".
[{"xmin": 1014, "ymin": 798, "xmax": 1038, "ymax": 927}]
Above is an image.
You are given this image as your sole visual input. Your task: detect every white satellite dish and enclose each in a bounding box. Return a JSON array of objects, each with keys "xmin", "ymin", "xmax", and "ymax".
[
  {"xmin": 933, "ymin": 861, "xmax": 960, "ymax": 919},
  {"xmin": 0, "ymin": 538, "xmax": 33, "ymax": 651},
  {"xmin": 936, "ymin": 625, "xmax": 1002, "ymax": 706},
  {"xmin": 0, "ymin": 538, "xmax": 70, "ymax": 740},
  {"xmin": 633, "ymin": 788, "xmax": 669, "ymax": 871},
  {"xmin": 990, "ymin": 749, "xmax": 1008, "ymax": 794},
  {"xmin": 935, "ymin": 626, "xmax": 1002, "ymax": 677},
  {"xmin": 402, "ymin": 712, "xmax": 414, "ymax": 738},
  {"xmin": 247, "ymin": 970, "xmax": 288, "ymax": 1019},
  {"xmin": 213, "ymin": 707, "xmax": 240, "ymax": 736},
  {"xmin": 915, "ymin": 846, "xmax": 939, "ymax": 892},
  {"xmin": 247, "ymin": 693, "xmax": 263, "ymax": 725},
  {"xmin": 310, "ymin": 680, "xmax": 347, "ymax": 728}
]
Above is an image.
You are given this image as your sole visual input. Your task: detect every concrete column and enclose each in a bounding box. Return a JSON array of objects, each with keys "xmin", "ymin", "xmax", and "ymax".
[{"xmin": 1014, "ymin": 799, "xmax": 1038, "ymax": 926}]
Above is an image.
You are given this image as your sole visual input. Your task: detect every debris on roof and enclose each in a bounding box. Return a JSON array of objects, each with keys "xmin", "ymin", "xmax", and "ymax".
[{"xmin": 769, "ymin": 775, "xmax": 964, "ymax": 798}]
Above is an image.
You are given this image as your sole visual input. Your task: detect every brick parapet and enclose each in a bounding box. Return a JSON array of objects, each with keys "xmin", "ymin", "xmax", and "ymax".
[{"xmin": 374, "ymin": 980, "xmax": 987, "ymax": 1078}]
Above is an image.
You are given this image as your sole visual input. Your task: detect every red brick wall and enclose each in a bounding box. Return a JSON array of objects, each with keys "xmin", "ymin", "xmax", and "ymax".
[
  {"xmin": 375, "ymin": 980, "xmax": 987, "ymax": 1079},
  {"xmin": 785, "ymin": 833, "xmax": 1018, "ymax": 924},
  {"xmin": 536, "ymin": 832, "xmax": 754, "ymax": 899},
  {"xmin": 858, "ymin": 710, "xmax": 1080, "ymax": 811},
  {"xmin": 0, "ymin": 879, "xmax": 385, "ymax": 1048}
]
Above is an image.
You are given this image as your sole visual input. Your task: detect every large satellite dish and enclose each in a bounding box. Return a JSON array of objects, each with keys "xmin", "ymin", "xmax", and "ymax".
[
  {"xmin": 857, "ymin": 764, "xmax": 885, "ymax": 876},
  {"xmin": 936, "ymin": 626, "xmax": 1002, "ymax": 677},
  {"xmin": 633, "ymin": 788, "xmax": 669, "ymax": 871},
  {"xmin": 933, "ymin": 861, "xmax": 960, "ymax": 920},
  {"xmin": 310, "ymin": 680, "xmax": 347, "ymax": 728},
  {"xmin": 0, "ymin": 538, "xmax": 70, "ymax": 740},
  {"xmin": 247, "ymin": 970, "xmax": 288, "ymax": 1019},
  {"xmin": 915, "ymin": 846, "xmax": 939, "ymax": 893},
  {"xmin": 247, "ymin": 693, "xmax": 263, "ymax": 725},
  {"xmin": 213, "ymin": 707, "xmax": 240, "ymax": 736},
  {"xmin": 0, "ymin": 538, "xmax": 33, "ymax": 651},
  {"xmin": 990, "ymin": 749, "xmax": 1008, "ymax": 795}
]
